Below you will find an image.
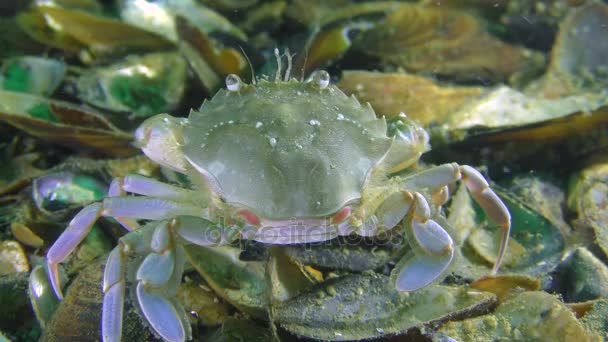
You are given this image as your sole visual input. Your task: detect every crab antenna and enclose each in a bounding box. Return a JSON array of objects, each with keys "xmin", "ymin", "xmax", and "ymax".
[
  {"xmin": 239, "ymin": 45, "xmax": 256, "ymax": 85},
  {"xmin": 300, "ymin": 47, "xmax": 309, "ymax": 82},
  {"xmin": 274, "ymin": 48, "xmax": 282, "ymax": 82},
  {"xmin": 284, "ymin": 48, "xmax": 293, "ymax": 82}
]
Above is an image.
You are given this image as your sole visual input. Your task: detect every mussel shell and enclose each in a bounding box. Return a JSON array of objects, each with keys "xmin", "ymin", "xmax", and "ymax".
[
  {"xmin": 41, "ymin": 257, "xmax": 157, "ymax": 341},
  {"xmin": 0, "ymin": 90, "xmax": 136, "ymax": 156},
  {"xmin": 275, "ymin": 272, "xmax": 495, "ymax": 341}
]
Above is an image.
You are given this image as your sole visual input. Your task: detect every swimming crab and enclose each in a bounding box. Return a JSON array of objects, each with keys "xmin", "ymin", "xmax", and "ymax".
[{"xmin": 46, "ymin": 54, "xmax": 511, "ymax": 342}]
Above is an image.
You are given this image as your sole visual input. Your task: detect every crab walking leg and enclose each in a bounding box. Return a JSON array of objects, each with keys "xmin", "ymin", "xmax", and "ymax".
[
  {"xmin": 47, "ymin": 203, "xmax": 103, "ymax": 299},
  {"xmin": 103, "ymin": 221, "xmax": 191, "ymax": 342},
  {"xmin": 460, "ymin": 165, "xmax": 511, "ymax": 274},
  {"xmin": 107, "ymin": 178, "xmax": 139, "ymax": 231},
  {"xmin": 400, "ymin": 163, "xmax": 461, "ymax": 191},
  {"xmin": 109, "ymin": 174, "xmax": 200, "ymax": 201},
  {"xmin": 395, "ymin": 193, "xmax": 455, "ymax": 292},
  {"xmin": 108, "ymin": 174, "xmax": 205, "ymax": 231},
  {"xmin": 48, "ymin": 196, "xmax": 205, "ymax": 299}
]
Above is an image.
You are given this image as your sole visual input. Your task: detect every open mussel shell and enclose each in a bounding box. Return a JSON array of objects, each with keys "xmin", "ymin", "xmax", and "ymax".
[
  {"xmin": 274, "ymin": 272, "xmax": 495, "ymax": 341},
  {"xmin": 175, "ymin": 15, "xmax": 251, "ymax": 94},
  {"xmin": 289, "ymin": 2, "xmax": 401, "ymax": 77},
  {"xmin": 16, "ymin": 3, "xmax": 173, "ymax": 63},
  {"xmin": 350, "ymin": 3, "xmax": 544, "ymax": 82},
  {"xmin": 184, "ymin": 245, "xmax": 268, "ymax": 318},
  {"xmin": 76, "ymin": 52, "xmax": 188, "ymax": 118},
  {"xmin": 28, "ymin": 265, "xmax": 61, "ymax": 328},
  {"xmin": 33, "ymin": 171, "xmax": 107, "ymax": 217},
  {"xmin": 337, "ymin": 70, "xmax": 484, "ymax": 124},
  {"xmin": 568, "ymin": 160, "xmax": 608, "ymax": 262},
  {"xmin": 430, "ymin": 87, "xmax": 608, "ymax": 170},
  {"xmin": 1, "ymin": 56, "xmax": 65, "ymax": 96},
  {"xmin": 119, "ymin": 0, "xmax": 247, "ymax": 43},
  {"xmin": 0, "ymin": 90, "xmax": 136, "ymax": 156},
  {"xmin": 437, "ymin": 291, "xmax": 588, "ymax": 341},
  {"xmin": 527, "ymin": 2, "xmax": 608, "ymax": 98}
]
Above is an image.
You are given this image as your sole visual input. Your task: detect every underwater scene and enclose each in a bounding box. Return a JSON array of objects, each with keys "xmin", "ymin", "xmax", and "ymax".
[{"xmin": 0, "ymin": 0, "xmax": 608, "ymax": 341}]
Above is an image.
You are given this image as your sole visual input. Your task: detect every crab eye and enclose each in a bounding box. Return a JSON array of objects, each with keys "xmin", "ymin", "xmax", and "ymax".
[
  {"xmin": 331, "ymin": 206, "xmax": 352, "ymax": 224},
  {"xmin": 236, "ymin": 209, "xmax": 261, "ymax": 226}
]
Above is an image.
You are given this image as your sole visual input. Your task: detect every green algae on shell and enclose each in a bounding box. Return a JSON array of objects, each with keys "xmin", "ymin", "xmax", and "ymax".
[
  {"xmin": 76, "ymin": 52, "xmax": 188, "ymax": 118},
  {"xmin": 1, "ymin": 56, "xmax": 65, "ymax": 96},
  {"xmin": 446, "ymin": 183, "xmax": 565, "ymax": 280},
  {"xmin": 579, "ymin": 298, "xmax": 608, "ymax": 340},
  {"xmin": 275, "ymin": 272, "xmax": 495, "ymax": 340}
]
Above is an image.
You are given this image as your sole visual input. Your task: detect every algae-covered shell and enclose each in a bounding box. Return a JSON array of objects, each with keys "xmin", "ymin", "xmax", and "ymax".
[
  {"xmin": 183, "ymin": 78, "xmax": 392, "ymax": 219},
  {"xmin": 275, "ymin": 272, "xmax": 496, "ymax": 340},
  {"xmin": 437, "ymin": 291, "xmax": 589, "ymax": 341},
  {"xmin": 568, "ymin": 161, "xmax": 608, "ymax": 261},
  {"xmin": 41, "ymin": 258, "xmax": 156, "ymax": 341},
  {"xmin": 528, "ymin": 2, "xmax": 608, "ymax": 98}
]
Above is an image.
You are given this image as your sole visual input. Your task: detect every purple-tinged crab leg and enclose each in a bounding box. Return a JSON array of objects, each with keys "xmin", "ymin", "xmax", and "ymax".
[
  {"xmin": 47, "ymin": 203, "xmax": 103, "ymax": 299},
  {"xmin": 107, "ymin": 174, "xmax": 202, "ymax": 231},
  {"xmin": 102, "ymin": 248, "xmax": 124, "ymax": 342},
  {"xmin": 460, "ymin": 165, "xmax": 511, "ymax": 274},
  {"xmin": 110, "ymin": 174, "xmax": 199, "ymax": 200},
  {"xmin": 102, "ymin": 197, "xmax": 204, "ymax": 220},
  {"xmin": 102, "ymin": 221, "xmax": 191, "ymax": 342},
  {"xmin": 48, "ymin": 196, "xmax": 206, "ymax": 299}
]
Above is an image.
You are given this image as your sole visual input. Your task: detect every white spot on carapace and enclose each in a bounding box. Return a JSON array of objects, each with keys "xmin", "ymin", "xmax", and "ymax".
[
  {"xmin": 337, "ymin": 113, "xmax": 345, "ymax": 120},
  {"xmin": 268, "ymin": 137, "xmax": 277, "ymax": 147},
  {"xmin": 309, "ymin": 119, "xmax": 320, "ymax": 126},
  {"xmin": 255, "ymin": 122, "xmax": 263, "ymax": 128},
  {"xmin": 228, "ymin": 120, "xmax": 234, "ymax": 124}
]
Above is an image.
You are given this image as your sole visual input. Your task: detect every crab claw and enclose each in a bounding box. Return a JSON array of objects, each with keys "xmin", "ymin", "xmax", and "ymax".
[{"xmin": 393, "ymin": 192, "xmax": 454, "ymax": 291}]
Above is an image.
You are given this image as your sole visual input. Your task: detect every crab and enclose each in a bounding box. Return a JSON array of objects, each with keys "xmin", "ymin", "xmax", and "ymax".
[{"xmin": 46, "ymin": 54, "xmax": 511, "ymax": 342}]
